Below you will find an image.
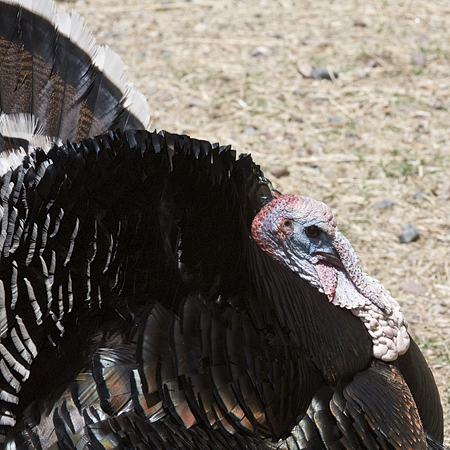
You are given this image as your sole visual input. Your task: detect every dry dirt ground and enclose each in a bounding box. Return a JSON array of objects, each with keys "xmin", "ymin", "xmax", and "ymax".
[{"xmin": 56, "ymin": 0, "xmax": 450, "ymax": 442}]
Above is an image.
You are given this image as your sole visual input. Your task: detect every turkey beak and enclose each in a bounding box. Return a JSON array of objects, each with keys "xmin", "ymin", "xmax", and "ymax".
[{"xmin": 311, "ymin": 245, "xmax": 343, "ymax": 268}]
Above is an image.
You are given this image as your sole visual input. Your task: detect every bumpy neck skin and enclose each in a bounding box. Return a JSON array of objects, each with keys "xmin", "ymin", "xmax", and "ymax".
[{"xmin": 251, "ymin": 195, "xmax": 409, "ymax": 362}]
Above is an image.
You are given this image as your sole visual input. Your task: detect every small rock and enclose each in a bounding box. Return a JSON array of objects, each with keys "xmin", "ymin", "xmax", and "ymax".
[
  {"xmin": 329, "ymin": 116, "xmax": 346, "ymax": 125},
  {"xmin": 270, "ymin": 165, "xmax": 290, "ymax": 178},
  {"xmin": 366, "ymin": 58, "xmax": 380, "ymax": 68},
  {"xmin": 317, "ymin": 40, "xmax": 332, "ymax": 48},
  {"xmin": 307, "ymin": 143, "xmax": 323, "ymax": 155},
  {"xmin": 297, "ymin": 63, "xmax": 313, "ymax": 78},
  {"xmin": 243, "ymin": 126, "xmax": 257, "ymax": 136},
  {"xmin": 377, "ymin": 199, "xmax": 394, "ymax": 209},
  {"xmin": 374, "ymin": 199, "xmax": 394, "ymax": 209},
  {"xmin": 297, "ymin": 63, "xmax": 338, "ymax": 80},
  {"xmin": 413, "ymin": 190, "xmax": 426, "ymax": 200},
  {"xmin": 353, "ymin": 18, "xmax": 367, "ymax": 27},
  {"xmin": 399, "ymin": 224, "xmax": 420, "ymax": 243},
  {"xmin": 310, "ymin": 67, "xmax": 338, "ymax": 80},
  {"xmin": 412, "ymin": 52, "xmax": 426, "ymax": 67},
  {"xmin": 431, "ymin": 101, "xmax": 443, "ymax": 110},
  {"xmin": 345, "ymin": 133, "xmax": 360, "ymax": 140},
  {"xmin": 252, "ymin": 46, "xmax": 270, "ymax": 57},
  {"xmin": 186, "ymin": 97, "xmax": 208, "ymax": 108},
  {"xmin": 284, "ymin": 133, "xmax": 297, "ymax": 143},
  {"xmin": 399, "ymin": 281, "xmax": 427, "ymax": 295}
]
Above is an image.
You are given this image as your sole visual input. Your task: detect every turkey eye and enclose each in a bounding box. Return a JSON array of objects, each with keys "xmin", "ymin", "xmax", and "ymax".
[{"xmin": 305, "ymin": 225, "xmax": 321, "ymax": 238}]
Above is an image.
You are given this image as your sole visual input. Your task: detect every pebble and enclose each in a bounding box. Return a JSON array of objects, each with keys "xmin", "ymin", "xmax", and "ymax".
[
  {"xmin": 307, "ymin": 143, "xmax": 323, "ymax": 155},
  {"xmin": 243, "ymin": 126, "xmax": 257, "ymax": 136},
  {"xmin": 252, "ymin": 46, "xmax": 270, "ymax": 57},
  {"xmin": 366, "ymin": 59, "xmax": 380, "ymax": 68},
  {"xmin": 374, "ymin": 199, "xmax": 393, "ymax": 209},
  {"xmin": 329, "ymin": 116, "xmax": 346, "ymax": 125},
  {"xmin": 353, "ymin": 18, "xmax": 367, "ymax": 27},
  {"xmin": 297, "ymin": 63, "xmax": 338, "ymax": 80},
  {"xmin": 297, "ymin": 63, "xmax": 313, "ymax": 78},
  {"xmin": 310, "ymin": 67, "xmax": 338, "ymax": 80},
  {"xmin": 187, "ymin": 97, "xmax": 208, "ymax": 108},
  {"xmin": 431, "ymin": 101, "xmax": 443, "ymax": 110},
  {"xmin": 412, "ymin": 190, "xmax": 426, "ymax": 200},
  {"xmin": 270, "ymin": 165, "xmax": 290, "ymax": 178},
  {"xmin": 399, "ymin": 224, "xmax": 420, "ymax": 243}
]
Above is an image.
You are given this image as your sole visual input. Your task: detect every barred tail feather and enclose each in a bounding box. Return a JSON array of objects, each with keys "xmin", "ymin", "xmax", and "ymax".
[{"xmin": 0, "ymin": 0, "xmax": 150, "ymax": 149}]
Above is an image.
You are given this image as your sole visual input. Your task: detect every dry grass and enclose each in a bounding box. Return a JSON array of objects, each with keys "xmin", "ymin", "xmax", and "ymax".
[{"xmin": 58, "ymin": 0, "xmax": 450, "ymax": 442}]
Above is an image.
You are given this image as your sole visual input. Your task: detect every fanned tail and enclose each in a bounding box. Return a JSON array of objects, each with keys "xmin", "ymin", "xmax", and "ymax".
[{"xmin": 0, "ymin": 0, "xmax": 150, "ymax": 160}]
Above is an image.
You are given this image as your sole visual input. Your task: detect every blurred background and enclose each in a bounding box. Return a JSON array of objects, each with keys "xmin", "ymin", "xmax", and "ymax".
[{"xmin": 56, "ymin": 0, "xmax": 450, "ymax": 441}]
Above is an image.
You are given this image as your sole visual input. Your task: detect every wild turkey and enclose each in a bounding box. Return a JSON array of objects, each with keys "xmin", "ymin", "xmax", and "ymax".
[
  {"xmin": 0, "ymin": 128, "xmax": 443, "ymax": 449},
  {"xmin": 0, "ymin": 0, "xmax": 446, "ymax": 449}
]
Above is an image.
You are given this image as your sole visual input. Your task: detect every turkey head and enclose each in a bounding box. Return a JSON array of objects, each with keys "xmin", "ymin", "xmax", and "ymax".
[{"xmin": 251, "ymin": 194, "xmax": 409, "ymax": 362}]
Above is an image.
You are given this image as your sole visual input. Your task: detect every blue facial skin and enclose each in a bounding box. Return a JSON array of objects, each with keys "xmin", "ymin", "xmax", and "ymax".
[{"xmin": 284, "ymin": 220, "xmax": 341, "ymax": 267}]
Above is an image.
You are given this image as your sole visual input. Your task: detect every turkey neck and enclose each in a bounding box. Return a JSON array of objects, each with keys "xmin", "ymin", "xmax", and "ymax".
[{"xmin": 244, "ymin": 237, "xmax": 373, "ymax": 385}]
